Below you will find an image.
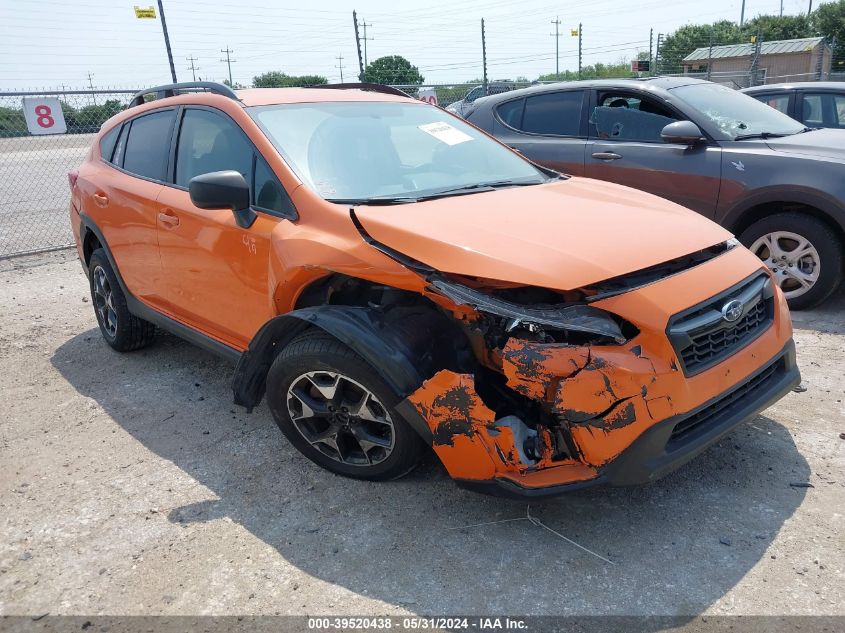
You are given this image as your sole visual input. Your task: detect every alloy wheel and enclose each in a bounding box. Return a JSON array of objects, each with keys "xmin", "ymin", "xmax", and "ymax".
[
  {"xmin": 749, "ymin": 231, "xmax": 820, "ymax": 300},
  {"xmin": 92, "ymin": 265, "xmax": 118, "ymax": 338},
  {"xmin": 286, "ymin": 371, "xmax": 396, "ymax": 466}
]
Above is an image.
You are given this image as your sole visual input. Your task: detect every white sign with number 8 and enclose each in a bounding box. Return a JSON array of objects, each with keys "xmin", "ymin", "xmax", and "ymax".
[{"xmin": 23, "ymin": 97, "xmax": 67, "ymax": 135}]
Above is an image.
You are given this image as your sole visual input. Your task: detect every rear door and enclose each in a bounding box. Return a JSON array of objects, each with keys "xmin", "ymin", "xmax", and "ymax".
[
  {"xmin": 155, "ymin": 107, "xmax": 294, "ymax": 349},
  {"xmin": 584, "ymin": 89, "xmax": 721, "ymax": 216},
  {"xmin": 488, "ymin": 90, "xmax": 587, "ymax": 176},
  {"xmin": 84, "ymin": 108, "xmax": 176, "ymax": 308}
]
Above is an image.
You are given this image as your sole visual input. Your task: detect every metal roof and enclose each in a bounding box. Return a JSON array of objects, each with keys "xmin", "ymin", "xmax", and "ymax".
[{"xmin": 684, "ymin": 37, "xmax": 826, "ymax": 62}]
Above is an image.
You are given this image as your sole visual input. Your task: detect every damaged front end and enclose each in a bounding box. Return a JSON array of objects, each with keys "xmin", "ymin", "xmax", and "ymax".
[
  {"xmin": 350, "ymin": 215, "xmax": 797, "ymax": 497},
  {"xmin": 392, "ymin": 272, "xmax": 678, "ymax": 495}
]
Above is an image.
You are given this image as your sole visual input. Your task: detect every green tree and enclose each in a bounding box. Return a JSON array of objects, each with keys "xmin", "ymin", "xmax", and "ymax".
[
  {"xmin": 811, "ymin": 0, "xmax": 845, "ymax": 71},
  {"xmin": 538, "ymin": 59, "xmax": 638, "ymax": 81},
  {"xmin": 0, "ymin": 106, "xmax": 26, "ymax": 138},
  {"xmin": 362, "ymin": 55, "xmax": 424, "ymax": 85},
  {"xmin": 251, "ymin": 71, "xmax": 327, "ymax": 88},
  {"xmin": 658, "ymin": 20, "xmax": 743, "ymax": 74},
  {"xmin": 223, "ymin": 78, "xmax": 247, "ymax": 89},
  {"xmin": 745, "ymin": 14, "xmax": 813, "ymax": 40}
]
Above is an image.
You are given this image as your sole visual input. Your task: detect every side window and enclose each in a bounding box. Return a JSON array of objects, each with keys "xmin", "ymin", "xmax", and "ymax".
[
  {"xmin": 590, "ymin": 93, "xmax": 678, "ymax": 142},
  {"xmin": 802, "ymin": 93, "xmax": 845, "ymax": 128},
  {"xmin": 254, "ymin": 156, "xmax": 295, "ymax": 216},
  {"xmin": 754, "ymin": 93, "xmax": 789, "ymax": 114},
  {"xmin": 496, "ymin": 98, "xmax": 525, "ymax": 129},
  {"xmin": 802, "ymin": 94, "xmax": 825, "ymax": 126},
  {"xmin": 175, "ymin": 109, "xmax": 253, "ymax": 187},
  {"xmin": 122, "ymin": 109, "xmax": 176, "ymax": 180},
  {"xmin": 99, "ymin": 125, "xmax": 120, "ymax": 162},
  {"xmin": 521, "ymin": 91, "xmax": 584, "ymax": 136},
  {"xmin": 836, "ymin": 95, "xmax": 845, "ymax": 128},
  {"xmin": 112, "ymin": 123, "xmax": 129, "ymax": 167}
]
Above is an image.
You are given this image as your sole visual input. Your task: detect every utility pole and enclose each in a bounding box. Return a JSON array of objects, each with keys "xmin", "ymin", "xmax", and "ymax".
[
  {"xmin": 740, "ymin": 0, "xmax": 746, "ymax": 27},
  {"xmin": 335, "ymin": 54, "xmax": 345, "ymax": 83},
  {"xmin": 157, "ymin": 0, "xmax": 177, "ymax": 83},
  {"xmin": 780, "ymin": 0, "xmax": 784, "ymax": 17},
  {"xmin": 649, "ymin": 28, "xmax": 654, "ymax": 76},
  {"xmin": 87, "ymin": 72, "xmax": 97, "ymax": 106},
  {"xmin": 550, "ymin": 16, "xmax": 561, "ymax": 77},
  {"xmin": 707, "ymin": 30, "xmax": 714, "ymax": 80},
  {"xmin": 187, "ymin": 55, "xmax": 199, "ymax": 81},
  {"xmin": 808, "ymin": 0, "xmax": 813, "ymax": 15},
  {"xmin": 481, "ymin": 18, "xmax": 488, "ymax": 95},
  {"xmin": 358, "ymin": 18, "xmax": 373, "ymax": 68},
  {"xmin": 220, "ymin": 47, "xmax": 235, "ymax": 86},
  {"xmin": 353, "ymin": 11, "xmax": 364, "ymax": 79}
]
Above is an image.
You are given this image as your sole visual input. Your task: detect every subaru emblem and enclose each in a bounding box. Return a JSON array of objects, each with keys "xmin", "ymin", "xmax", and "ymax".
[{"xmin": 721, "ymin": 299, "xmax": 744, "ymax": 323}]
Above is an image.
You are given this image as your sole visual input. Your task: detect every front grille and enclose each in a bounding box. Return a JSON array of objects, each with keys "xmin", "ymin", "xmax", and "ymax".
[
  {"xmin": 669, "ymin": 356, "xmax": 784, "ymax": 445},
  {"xmin": 667, "ymin": 273, "xmax": 774, "ymax": 376}
]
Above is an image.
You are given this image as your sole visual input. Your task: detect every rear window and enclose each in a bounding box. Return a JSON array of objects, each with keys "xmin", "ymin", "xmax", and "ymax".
[
  {"xmin": 518, "ymin": 91, "xmax": 584, "ymax": 136},
  {"xmin": 496, "ymin": 99, "xmax": 524, "ymax": 129},
  {"xmin": 122, "ymin": 109, "xmax": 176, "ymax": 181},
  {"xmin": 99, "ymin": 125, "xmax": 120, "ymax": 162}
]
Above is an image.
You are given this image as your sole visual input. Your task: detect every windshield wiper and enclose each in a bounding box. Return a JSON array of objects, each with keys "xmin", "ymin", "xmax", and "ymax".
[
  {"xmin": 734, "ymin": 131, "xmax": 792, "ymax": 140},
  {"xmin": 330, "ymin": 179, "xmax": 545, "ymax": 205}
]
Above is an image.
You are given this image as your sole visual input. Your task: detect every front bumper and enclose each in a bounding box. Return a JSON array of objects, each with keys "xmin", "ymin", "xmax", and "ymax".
[{"xmin": 455, "ymin": 339, "xmax": 799, "ymax": 498}]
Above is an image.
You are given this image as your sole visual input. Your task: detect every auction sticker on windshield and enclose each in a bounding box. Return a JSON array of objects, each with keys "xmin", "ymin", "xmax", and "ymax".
[{"xmin": 418, "ymin": 121, "xmax": 473, "ymax": 145}]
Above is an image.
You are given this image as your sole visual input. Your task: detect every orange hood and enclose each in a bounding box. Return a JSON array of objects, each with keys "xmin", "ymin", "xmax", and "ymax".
[{"xmin": 353, "ymin": 177, "xmax": 733, "ymax": 291}]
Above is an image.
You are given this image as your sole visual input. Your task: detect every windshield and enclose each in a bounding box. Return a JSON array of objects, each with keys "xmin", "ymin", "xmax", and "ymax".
[
  {"xmin": 671, "ymin": 83, "xmax": 805, "ymax": 140},
  {"xmin": 248, "ymin": 101, "xmax": 546, "ymax": 202}
]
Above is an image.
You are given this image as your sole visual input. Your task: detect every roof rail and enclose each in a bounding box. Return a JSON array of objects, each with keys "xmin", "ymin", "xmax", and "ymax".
[
  {"xmin": 307, "ymin": 82, "xmax": 412, "ymax": 98},
  {"xmin": 128, "ymin": 81, "xmax": 239, "ymax": 108}
]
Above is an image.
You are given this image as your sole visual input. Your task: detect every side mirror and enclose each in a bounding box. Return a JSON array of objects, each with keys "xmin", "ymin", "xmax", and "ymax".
[
  {"xmin": 661, "ymin": 120, "xmax": 705, "ymax": 145},
  {"xmin": 189, "ymin": 170, "xmax": 256, "ymax": 229}
]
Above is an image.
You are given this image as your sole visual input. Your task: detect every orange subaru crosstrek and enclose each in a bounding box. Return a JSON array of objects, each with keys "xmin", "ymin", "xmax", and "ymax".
[{"xmin": 69, "ymin": 81, "xmax": 799, "ymax": 497}]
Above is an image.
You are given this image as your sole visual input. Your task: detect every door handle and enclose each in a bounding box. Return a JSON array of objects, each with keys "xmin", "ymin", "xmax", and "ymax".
[
  {"xmin": 158, "ymin": 210, "xmax": 180, "ymax": 227},
  {"xmin": 591, "ymin": 152, "xmax": 622, "ymax": 161},
  {"xmin": 92, "ymin": 193, "xmax": 109, "ymax": 207}
]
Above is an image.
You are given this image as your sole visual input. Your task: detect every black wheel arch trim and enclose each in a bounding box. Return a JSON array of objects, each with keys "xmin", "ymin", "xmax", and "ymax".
[
  {"xmin": 78, "ymin": 215, "xmax": 242, "ymax": 363},
  {"xmin": 721, "ymin": 186, "xmax": 845, "ymax": 237},
  {"xmin": 231, "ymin": 306, "xmax": 435, "ymax": 421}
]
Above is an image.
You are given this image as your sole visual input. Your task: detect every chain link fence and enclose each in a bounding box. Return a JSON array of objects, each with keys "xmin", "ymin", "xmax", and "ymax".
[
  {"xmin": 0, "ymin": 68, "xmax": 841, "ymax": 258},
  {"xmin": 0, "ymin": 89, "xmax": 138, "ymax": 258}
]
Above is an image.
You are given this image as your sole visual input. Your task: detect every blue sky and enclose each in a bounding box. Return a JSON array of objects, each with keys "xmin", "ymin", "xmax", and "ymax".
[{"xmin": 0, "ymin": 0, "xmax": 827, "ymax": 89}]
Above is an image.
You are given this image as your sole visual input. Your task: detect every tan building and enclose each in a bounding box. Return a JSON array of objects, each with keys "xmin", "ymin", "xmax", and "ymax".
[{"xmin": 683, "ymin": 37, "xmax": 832, "ymax": 87}]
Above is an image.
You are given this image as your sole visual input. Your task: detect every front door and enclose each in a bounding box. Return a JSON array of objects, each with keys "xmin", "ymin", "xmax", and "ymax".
[
  {"xmin": 584, "ymin": 90, "xmax": 721, "ymax": 216},
  {"xmin": 155, "ymin": 107, "xmax": 284, "ymax": 349}
]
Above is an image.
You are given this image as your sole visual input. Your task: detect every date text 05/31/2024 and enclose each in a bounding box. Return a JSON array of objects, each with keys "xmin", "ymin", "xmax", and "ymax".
[{"xmin": 307, "ymin": 617, "xmax": 529, "ymax": 630}]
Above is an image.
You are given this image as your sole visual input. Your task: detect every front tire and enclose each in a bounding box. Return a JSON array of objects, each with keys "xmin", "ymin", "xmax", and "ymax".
[
  {"xmin": 88, "ymin": 249, "xmax": 156, "ymax": 352},
  {"xmin": 740, "ymin": 213, "xmax": 843, "ymax": 310},
  {"xmin": 265, "ymin": 330, "xmax": 424, "ymax": 481}
]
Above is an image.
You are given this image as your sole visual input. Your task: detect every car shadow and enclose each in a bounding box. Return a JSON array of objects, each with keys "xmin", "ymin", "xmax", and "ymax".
[
  {"xmin": 790, "ymin": 286, "xmax": 845, "ymax": 335},
  {"xmin": 51, "ymin": 330, "xmax": 810, "ymax": 616}
]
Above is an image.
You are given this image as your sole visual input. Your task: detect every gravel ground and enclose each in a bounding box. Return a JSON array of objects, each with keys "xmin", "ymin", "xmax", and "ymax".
[{"xmin": 0, "ymin": 249, "xmax": 843, "ymax": 617}]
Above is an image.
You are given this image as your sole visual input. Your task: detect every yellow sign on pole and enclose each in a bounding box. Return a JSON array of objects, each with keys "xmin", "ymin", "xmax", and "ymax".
[
  {"xmin": 570, "ymin": 29, "xmax": 579, "ymax": 37},
  {"xmin": 134, "ymin": 6, "xmax": 157, "ymax": 19}
]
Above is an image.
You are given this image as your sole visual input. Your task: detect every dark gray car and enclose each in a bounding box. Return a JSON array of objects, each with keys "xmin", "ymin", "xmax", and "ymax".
[
  {"xmin": 742, "ymin": 82, "xmax": 845, "ymax": 129},
  {"xmin": 463, "ymin": 77, "xmax": 845, "ymax": 309}
]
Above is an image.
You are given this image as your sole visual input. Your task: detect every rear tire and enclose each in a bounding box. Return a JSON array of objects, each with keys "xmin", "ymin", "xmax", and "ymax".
[
  {"xmin": 88, "ymin": 249, "xmax": 156, "ymax": 352},
  {"xmin": 740, "ymin": 212, "xmax": 843, "ymax": 310},
  {"xmin": 265, "ymin": 330, "xmax": 424, "ymax": 481}
]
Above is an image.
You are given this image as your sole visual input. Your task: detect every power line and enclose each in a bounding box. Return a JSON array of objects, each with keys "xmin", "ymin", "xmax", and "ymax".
[
  {"xmin": 220, "ymin": 47, "xmax": 236, "ymax": 85},
  {"xmin": 186, "ymin": 55, "xmax": 199, "ymax": 81}
]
